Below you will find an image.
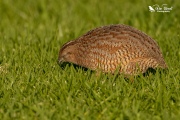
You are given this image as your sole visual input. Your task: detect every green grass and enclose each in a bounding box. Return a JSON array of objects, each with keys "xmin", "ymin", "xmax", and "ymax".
[{"xmin": 0, "ymin": 0, "xmax": 180, "ymax": 119}]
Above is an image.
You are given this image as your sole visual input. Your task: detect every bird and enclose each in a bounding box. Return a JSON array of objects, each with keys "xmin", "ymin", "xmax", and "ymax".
[
  {"xmin": 58, "ymin": 24, "xmax": 167, "ymax": 75},
  {"xmin": 149, "ymin": 6, "xmax": 155, "ymax": 12}
]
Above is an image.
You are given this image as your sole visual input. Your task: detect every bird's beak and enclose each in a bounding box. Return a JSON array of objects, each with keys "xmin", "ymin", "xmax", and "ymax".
[{"xmin": 57, "ymin": 58, "xmax": 64, "ymax": 65}]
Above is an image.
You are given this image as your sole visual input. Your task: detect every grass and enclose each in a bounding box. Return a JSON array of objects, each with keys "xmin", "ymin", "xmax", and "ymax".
[{"xmin": 0, "ymin": 0, "xmax": 180, "ymax": 119}]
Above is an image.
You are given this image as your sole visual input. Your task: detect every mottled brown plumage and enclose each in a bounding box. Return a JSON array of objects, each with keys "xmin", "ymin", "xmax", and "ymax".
[{"xmin": 58, "ymin": 24, "xmax": 167, "ymax": 75}]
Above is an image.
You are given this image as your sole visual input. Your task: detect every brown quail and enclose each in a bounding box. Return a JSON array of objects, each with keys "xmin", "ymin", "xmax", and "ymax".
[{"xmin": 58, "ymin": 24, "xmax": 167, "ymax": 75}]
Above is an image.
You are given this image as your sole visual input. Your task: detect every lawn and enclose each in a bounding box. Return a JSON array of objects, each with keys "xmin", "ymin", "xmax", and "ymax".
[{"xmin": 0, "ymin": 0, "xmax": 180, "ymax": 119}]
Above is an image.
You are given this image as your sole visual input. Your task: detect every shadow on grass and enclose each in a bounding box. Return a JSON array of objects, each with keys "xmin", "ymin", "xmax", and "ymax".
[
  {"xmin": 58, "ymin": 62, "xmax": 89, "ymax": 72},
  {"xmin": 143, "ymin": 67, "xmax": 168, "ymax": 77}
]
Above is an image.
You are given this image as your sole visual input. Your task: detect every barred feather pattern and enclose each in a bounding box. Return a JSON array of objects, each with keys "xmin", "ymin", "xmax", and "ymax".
[{"xmin": 58, "ymin": 24, "xmax": 167, "ymax": 75}]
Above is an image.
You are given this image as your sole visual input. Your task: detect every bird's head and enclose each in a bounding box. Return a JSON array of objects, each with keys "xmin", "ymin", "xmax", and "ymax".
[{"xmin": 58, "ymin": 40, "xmax": 78, "ymax": 65}]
